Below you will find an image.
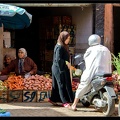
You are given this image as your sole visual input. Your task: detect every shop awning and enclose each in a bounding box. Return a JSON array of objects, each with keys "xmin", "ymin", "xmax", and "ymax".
[{"xmin": 6, "ymin": 3, "xmax": 92, "ymax": 7}]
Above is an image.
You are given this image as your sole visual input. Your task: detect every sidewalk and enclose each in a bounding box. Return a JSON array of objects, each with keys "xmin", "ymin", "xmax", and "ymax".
[{"xmin": 0, "ymin": 102, "xmax": 119, "ymax": 117}]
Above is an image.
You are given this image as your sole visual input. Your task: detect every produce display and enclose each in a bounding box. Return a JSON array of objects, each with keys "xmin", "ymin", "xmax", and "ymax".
[
  {"xmin": 4, "ymin": 75, "xmax": 24, "ymax": 90},
  {"xmin": 0, "ymin": 73, "xmax": 80, "ymax": 91},
  {"xmin": 23, "ymin": 74, "xmax": 52, "ymax": 90},
  {"xmin": 111, "ymin": 53, "xmax": 120, "ymax": 93},
  {"xmin": 112, "ymin": 71, "xmax": 120, "ymax": 93},
  {"xmin": 0, "ymin": 80, "xmax": 7, "ymax": 90},
  {"xmin": 72, "ymin": 80, "xmax": 79, "ymax": 90},
  {"xmin": 0, "ymin": 74, "xmax": 52, "ymax": 91}
]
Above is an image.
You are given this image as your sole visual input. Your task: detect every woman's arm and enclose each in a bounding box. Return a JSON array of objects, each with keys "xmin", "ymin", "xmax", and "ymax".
[{"xmin": 28, "ymin": 58, "xmax": 37, "ymax": 75}]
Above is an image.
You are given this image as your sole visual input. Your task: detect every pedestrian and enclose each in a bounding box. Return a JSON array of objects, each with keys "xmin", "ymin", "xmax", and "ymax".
[
  {"xmin": 69, "ymin": 34, "xmax": 112, "ymax": 111},
  {"xmin": 0, "ymin": 48, "xmax": 37, "ymax": 78},
  {"xmin": 48, "ymin": 31, "xmax": 74, "ymax": 107}
]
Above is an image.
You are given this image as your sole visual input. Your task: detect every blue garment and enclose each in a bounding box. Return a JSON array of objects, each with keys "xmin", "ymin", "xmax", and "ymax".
[{"xmin": 18, "ymin": 59, "xmax": 24, "ymax": 74}]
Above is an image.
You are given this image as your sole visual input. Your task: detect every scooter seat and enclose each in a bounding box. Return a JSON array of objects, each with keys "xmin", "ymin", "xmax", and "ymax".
[{"xmin": 95, "ymin": 73, "xmax": 112, "ymax": 77}]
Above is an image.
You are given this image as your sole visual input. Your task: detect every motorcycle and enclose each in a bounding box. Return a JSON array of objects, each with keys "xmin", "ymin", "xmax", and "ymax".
[
  {"xmin": 80, "ymin": 73, "xmax": 117, "ymax": 116},
  {"xmin": 73, "ymin": 54, "xmax": 117, "ymax": 116}
]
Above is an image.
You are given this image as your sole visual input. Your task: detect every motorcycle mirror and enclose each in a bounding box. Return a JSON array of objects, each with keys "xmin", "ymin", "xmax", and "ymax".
[
  {"xmin": 74, "ymin": 54, "xmax": 82, "ymax": 59},
  {"xmin": 78, "ymin": 61, "xmax": 84, "ymax": 66}
]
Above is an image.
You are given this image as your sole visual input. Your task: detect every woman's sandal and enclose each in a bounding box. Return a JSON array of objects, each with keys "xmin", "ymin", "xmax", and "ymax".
[
  {"xmin": 48, "ymin": 99, "xmax": 58, "ymax": 106},
  {"xmin": 68, "ymin": 106, "xmax": 77, "ymax": 111},
  {"xmin": 62, "ymin": 103, "xmax": 70, "ymax": 108}
]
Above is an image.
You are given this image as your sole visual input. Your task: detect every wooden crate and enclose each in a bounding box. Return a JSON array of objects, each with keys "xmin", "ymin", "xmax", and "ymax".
[
  {"xmin": 0, "ymin": 90, "xmax": 8, "ymax": 103},
  {"xmin": 23, "ymin": 90, "xmax": 37, "ymax": 102},
  {"xmin": 37, "ymin": 90, "xmax": 51, "ymax": 102},
  {"xmin": 8, "ymin": 90, "xmax": 23, "ymax": 102}
]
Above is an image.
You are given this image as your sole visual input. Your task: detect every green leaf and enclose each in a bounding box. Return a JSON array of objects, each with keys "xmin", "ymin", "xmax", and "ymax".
[
  {"xmin": 111, "ymin": 53, "xmax": 120, "ymax": 75},
  {"xmin": 0, "ymin": 109, "xmax": 6, "ymax": 113}
]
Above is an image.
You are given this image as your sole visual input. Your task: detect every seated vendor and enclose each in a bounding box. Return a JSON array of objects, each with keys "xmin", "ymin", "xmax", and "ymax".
[
  {"xmin": 0, "ymin": 48, "xmax": 37, "ymax": 78},
  {"xmin": 3, "ymin": 54, "xmax": 15, "ymax": 68}
]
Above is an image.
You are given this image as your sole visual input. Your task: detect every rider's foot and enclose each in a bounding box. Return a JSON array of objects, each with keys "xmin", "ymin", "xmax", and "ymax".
[{"xmin": 68, "ymin": 105, "xmax": 77, "ymax": 111}]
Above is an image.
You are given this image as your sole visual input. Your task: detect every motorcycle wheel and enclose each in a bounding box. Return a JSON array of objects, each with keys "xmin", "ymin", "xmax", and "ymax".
[
  {"xmin": 118, "ymin": 95, "xmax": 120, "ymax": 116},
  {"xmin": 81, "ymin": 99, "xmax": 90, "ymax": 107},
  {"xmin": 102, "ymin": 92, "xmax": 115, "ymax": 116},
  {"xmin": 118, "ymin": 98, "xmax": 120, "ymax": 116}
]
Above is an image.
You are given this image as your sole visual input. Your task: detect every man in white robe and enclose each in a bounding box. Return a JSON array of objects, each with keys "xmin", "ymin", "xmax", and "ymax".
[{"xmin": 69, "ymin": 34, "xmax": 112, "ymax": 111}]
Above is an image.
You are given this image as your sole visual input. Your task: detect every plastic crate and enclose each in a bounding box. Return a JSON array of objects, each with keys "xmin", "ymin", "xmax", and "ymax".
[{"xmin": 0, "ymin": 111, "xmax": 11, "ymax": 117}]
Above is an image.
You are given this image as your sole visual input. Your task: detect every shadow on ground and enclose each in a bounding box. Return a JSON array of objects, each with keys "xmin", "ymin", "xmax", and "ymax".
[
  {"xmin": 4, "ymin": 108, "xmax": 67, "ymax": 116},
  {"xmin": 0, "ymin": 102, "xmax": 119, "ymax": 117}
]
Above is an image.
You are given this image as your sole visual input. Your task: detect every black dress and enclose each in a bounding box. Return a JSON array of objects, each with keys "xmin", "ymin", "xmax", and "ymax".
[{"xmin": 49, "ymin": 44, "xmax": 74, "ymax": 103}]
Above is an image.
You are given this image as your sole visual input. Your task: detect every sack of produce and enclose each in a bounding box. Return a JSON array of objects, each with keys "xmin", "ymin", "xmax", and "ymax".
[{"xmin": 75, "ymin": 69, "xmax": 82, "ymax": 76}]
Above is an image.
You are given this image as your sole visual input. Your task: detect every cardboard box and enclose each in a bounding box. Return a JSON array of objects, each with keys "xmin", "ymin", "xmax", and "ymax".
[
  {"xmin": 23, "ymin": 90, "xmax": 37, "ymax": 102},
  {"xmin": 8, "ymin": 90, "xmax": 23, "ymax": 102},
  {"xmin": 3, "ymin": 48, "xmax": 16, "ymax": 60},
  {"xmin": 0, "ymin": 90, "xmax": 8, "ymax": 103},
  {"xmin": 3, "ymin": 32, "xmax": 11, "ymax": 48},
  {"xmin": 37, "ymin": 90, "xmax": 51, "ymax": 102}
]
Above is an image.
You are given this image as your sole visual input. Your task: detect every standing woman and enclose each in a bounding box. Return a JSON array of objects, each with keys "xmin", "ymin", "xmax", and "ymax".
[{"xmin": 48, "ymin": 31, "xmax": 74, "ymax": 107}]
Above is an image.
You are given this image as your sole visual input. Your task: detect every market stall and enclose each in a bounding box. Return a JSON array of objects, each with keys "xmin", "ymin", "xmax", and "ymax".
[
  {"xmin": 0, "ymin": 4, "xmax": 92, "ymax": 103},
  {"xmin": 0, "ymin": 72, "xmax": 80, "ymax": 103}
]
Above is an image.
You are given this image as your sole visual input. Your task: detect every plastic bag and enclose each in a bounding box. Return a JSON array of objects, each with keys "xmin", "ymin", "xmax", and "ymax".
[{"xmin": 24, "ymin": 72, "xmax": 31, "ymax": 78}]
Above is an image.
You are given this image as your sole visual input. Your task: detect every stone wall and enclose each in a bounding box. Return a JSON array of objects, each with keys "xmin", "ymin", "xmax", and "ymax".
[
  {"xmin": 95, "ymin": 3, "xmax": 105, "ymax": 45},
  {"xmin": 0, "ymin": 26, "xmax": 3, "ymax": 70}
]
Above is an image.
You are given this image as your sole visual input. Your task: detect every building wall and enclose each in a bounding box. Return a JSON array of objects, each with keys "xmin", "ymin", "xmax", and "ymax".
[
  {"xmin": 95, "ymin": 3, "xmax": 105, "ymax": 45},
  {"xmin": 0, "ymin": 26, "xmax": 3, "ymax": 71},
  {"xmin": 71, "ymin": 6, "xmax": 93, "ymax": 53},
  {"xmin": 104, "ymin": 4, "xmax": 114, "ymax": 53},
  {"xmin": 69, "ymin": 6, "xmax": 93, "ymax": 66}
]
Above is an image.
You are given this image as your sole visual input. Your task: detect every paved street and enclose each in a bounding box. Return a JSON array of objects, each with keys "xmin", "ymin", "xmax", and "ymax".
[{"xmin": 0, "ymin": 101, "xmax": 119, "ymax": 117}]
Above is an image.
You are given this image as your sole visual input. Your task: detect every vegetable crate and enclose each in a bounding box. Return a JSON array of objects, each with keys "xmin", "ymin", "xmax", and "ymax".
[
  {"xmin": 23, "ymin": 90, "xmax": 37, "ymax": 102},
  {"xmin": 8, "ymin": 90, "xmax": 23, "ymax": 102},
  {"xmin": 0, "ymin": 90, "xmax": 78, "ymax": 103},
  {"xmin": 22, "ymin": 90, "xmax": 52, "ymax": 102},
  {"xmin": 37, "ymin": 90, "xmax": 51, "ymax": 102},
  {"xmin": 0, "ymin": 90, "xmax": 7, "ymax": 103}
]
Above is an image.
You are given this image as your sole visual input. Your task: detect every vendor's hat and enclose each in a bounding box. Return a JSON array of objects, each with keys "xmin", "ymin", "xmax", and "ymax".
[{"xmin": 88, "ymin": 34, "xmax": 101, "ymax": 46}]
